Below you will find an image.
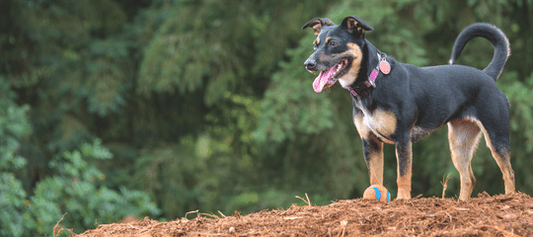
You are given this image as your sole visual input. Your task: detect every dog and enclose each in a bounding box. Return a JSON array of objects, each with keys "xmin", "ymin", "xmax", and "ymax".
[{"xmin": 302, "ymin": 15, "xmax": 515, "ymax": 200}]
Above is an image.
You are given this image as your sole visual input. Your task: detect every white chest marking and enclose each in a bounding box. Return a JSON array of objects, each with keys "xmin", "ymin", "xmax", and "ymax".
[{"xmin": 359, "ymin": 107, "xmax": 397, "ymax": 144}]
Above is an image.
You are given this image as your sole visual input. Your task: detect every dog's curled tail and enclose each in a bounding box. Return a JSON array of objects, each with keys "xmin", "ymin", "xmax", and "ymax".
[{"xmin": 449, "ymin": 23, "xmax": 510, "ymax": 81}]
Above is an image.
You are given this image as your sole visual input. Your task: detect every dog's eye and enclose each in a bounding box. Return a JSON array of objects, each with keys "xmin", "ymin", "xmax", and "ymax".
[
  {"xmin": 313, "ymin": 43, "xmax": 317, "ymax": 50},
  {"xmin": 329, "ymin": 41, "xmax": 337, "ymax": 47}
]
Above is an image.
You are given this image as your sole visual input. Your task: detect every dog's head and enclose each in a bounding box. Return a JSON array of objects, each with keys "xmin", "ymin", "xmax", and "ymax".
[{"xmin": 302, "ymin": 15, "xmax": 373, "ymax": 93}]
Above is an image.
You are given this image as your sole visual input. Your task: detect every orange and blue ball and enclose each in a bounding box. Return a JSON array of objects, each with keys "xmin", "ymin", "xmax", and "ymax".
[{"xmin": 363, "ymin": 185, "xmax": 391, "ymax": 203}]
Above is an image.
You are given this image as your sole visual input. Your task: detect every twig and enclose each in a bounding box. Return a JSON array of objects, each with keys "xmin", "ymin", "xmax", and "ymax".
[
  {"xmin": 295, "ymin": 193, "xmax": 312, "ymax": 206},
  {"xmin": 337, "ymin": 220, "xmax": 348, "ymax": 237},
  {"xmin": 185, "ymin": 210, "xmax": 200, "ymax": 219},
  {"xmin": 201, "ymin": 213, "xmax": 219, "ymax": 219},
  {"xmin": 441, "ymin": 173, "xmax": 451, "ymax": 198},
  {"xmin": 218, "ymin": 210, "xmax": 227, "ymax": 218},
  {"xmin": 53, "ymin": 213, "xmax": 75, "ymax": 237}
]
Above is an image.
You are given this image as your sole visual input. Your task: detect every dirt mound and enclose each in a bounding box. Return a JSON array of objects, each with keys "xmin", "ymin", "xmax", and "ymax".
[{"xmin": 70, "ymin": 192, "xmax": 533, "ymax": 236}]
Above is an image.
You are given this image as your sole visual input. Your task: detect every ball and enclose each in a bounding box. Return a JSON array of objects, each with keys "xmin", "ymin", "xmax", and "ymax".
[{"xmin": 363, "ymin": 185, "xmax": 391, "ymax": 203}]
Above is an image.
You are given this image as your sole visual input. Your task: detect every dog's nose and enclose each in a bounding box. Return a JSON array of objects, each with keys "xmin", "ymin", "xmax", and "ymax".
[{"xmin": 304, "ymin": 59, "xmax": 317, "ymax": 71}]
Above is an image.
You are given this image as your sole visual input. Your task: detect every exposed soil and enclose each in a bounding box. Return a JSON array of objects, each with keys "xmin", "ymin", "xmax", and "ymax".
[{"xmin": 67, "ymin": 192, "xmax": 533, "ymax": 236}]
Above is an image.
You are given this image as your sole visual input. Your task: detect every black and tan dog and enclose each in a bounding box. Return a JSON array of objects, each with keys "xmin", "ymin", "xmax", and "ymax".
[{"xmin": 302, "ymin": 15, "xmax": 515, "ymax": 200}]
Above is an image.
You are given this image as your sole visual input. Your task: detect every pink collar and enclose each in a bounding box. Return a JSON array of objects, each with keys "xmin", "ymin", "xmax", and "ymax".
[{"xmin": 349, "ymin": 53, "xmax": 390, "ymax": 97}]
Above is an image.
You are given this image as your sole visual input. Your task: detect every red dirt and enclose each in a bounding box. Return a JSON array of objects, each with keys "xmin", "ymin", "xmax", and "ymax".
[{"xmin": 69, "ymin": 192, "xmax": 533, "ymax": 236}]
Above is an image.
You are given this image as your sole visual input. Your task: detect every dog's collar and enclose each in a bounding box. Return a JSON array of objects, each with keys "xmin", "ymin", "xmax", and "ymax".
[{"xmin": 348, "ymin": 52, "xmax": 390, "ymax": 98}]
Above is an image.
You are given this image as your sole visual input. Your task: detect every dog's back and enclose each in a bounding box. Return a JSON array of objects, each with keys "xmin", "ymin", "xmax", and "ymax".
[{"xmin": 388, "ymin": 23, "xmax": 511, "ymax": 136}]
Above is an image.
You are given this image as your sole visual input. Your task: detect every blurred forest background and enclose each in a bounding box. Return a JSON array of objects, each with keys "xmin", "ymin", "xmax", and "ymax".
[{"xmin": 1, "ymin": 0, "xmax": 533, "ymax": 235}]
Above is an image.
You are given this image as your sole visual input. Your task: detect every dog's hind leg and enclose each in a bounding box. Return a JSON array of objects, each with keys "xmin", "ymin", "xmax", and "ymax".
[
  {"xmin": 448, "ymin": 119, "xmax": 482, "ymax": 200},
  {"xmin": 485, "ymin": 137, "xmax": 515, "ymax": 195},
  {"xmin": 470, "ymin": 90, "xmax": 516, "ymax": 195},
  {"xmin": 474, "ymin": 118, "xmax": 516, "ymax": 195}
]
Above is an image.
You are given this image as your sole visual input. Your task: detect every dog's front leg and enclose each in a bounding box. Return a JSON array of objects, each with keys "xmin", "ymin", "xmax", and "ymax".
[
  {"xmin": 395, "ymin": 135, "xmax": 412, "ymax": 199},
  {"xmin": 363, "ymin": 135, "xmax": 384, "ymax": 186},
  {"xmin": 354, "ymin": 113, "xmax": 384, "ymax": 186}
]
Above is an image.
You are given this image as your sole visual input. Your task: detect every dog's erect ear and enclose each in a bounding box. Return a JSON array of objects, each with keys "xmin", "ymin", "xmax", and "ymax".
[
  {"xmin": 341, "ymin": 15, "xmax": 373, "ymax": 37},
  {"xmin": 302, "ymin": 18, "xmax": 334, "ymax": 36}
]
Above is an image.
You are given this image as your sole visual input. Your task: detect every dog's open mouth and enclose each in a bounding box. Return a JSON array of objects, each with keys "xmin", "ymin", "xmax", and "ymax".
[{"xmin": 312, "ymin": 59, "xmax": 350, "ymax": 93}]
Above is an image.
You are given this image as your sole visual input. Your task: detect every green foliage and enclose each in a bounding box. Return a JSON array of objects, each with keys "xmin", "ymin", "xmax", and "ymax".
[
  {"xmin": 0, "ymin": 77, "xmax": 31, "ymax": 237},
  {"xmin": 126, "ymin": 0, "xmax": 347, "ymax": 219},
  {"xmin": 2, "ymin": 0, "xmax": 533, "ymax": 236},
  {"xmin": 24, "ymin": 139, "xmax": 160, "ymax": 235},
  {"xmin": 0, "ymin": 173, "xmax": 27, "ymax": 237},
  {"xmin": 0, "ymin": 77, "xmax": 31, "ymax": 172},
  {"xmin": 137, "ymin": 0, "xmax": 334, "ymax": 105},
  {"xmin": 0, "ymin": 74, "xmax": 159, "ymax": 236},
  {"xmin": 255, "ymin": 44, "xmax": 334, "ymax": 144}
]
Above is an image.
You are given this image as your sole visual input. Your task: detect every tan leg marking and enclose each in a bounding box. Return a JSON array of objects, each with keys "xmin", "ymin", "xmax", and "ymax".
[
  {"xmin": 448, "ymin": 119, "xmax": 482, "ymax": 200},
  {"xmin": 395, "ymin": 140, "xmax": 412, "ymax": 199},
  {"xmin": 367, "ymin": 137, "xmax": 384, "ymax": 186}
]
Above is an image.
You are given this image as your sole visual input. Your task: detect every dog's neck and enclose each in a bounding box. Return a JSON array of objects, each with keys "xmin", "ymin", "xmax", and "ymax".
[{"xmin": 343, "ymin": 40, "xmax": 382, "ymax": 97}]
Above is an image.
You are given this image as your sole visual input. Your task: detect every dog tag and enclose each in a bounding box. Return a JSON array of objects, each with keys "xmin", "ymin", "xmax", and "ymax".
[{"xmin": 380, "ymin": 60, "xmax": 391, "ymax": 74}]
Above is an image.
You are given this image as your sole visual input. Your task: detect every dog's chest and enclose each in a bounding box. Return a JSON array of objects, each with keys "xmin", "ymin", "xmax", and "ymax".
[{"xmin": 358, "ymin": 105, "xmax": 397, "ymax": 144}]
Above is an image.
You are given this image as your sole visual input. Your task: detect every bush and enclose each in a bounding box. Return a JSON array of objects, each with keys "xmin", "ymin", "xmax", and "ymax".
[{"xmin": 22, "ymin": 139, "xmax": 161, "ymax": 235}]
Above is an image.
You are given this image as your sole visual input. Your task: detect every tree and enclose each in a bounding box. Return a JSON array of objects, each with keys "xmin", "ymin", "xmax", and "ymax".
[{"xmin": 0, "ymin": 1, "xmax": 159, "ymax": 235}]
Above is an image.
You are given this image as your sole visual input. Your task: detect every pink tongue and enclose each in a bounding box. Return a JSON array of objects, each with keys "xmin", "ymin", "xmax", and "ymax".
[{"xmin": 313, "ymin": 66, "xmax": 337, "ymax": 93}]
